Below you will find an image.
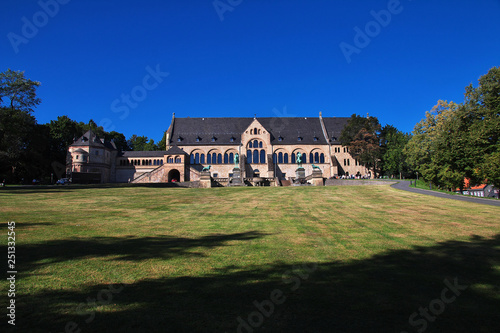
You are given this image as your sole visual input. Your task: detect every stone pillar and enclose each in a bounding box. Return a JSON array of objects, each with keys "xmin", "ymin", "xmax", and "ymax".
[
  {"xmin": 199, "ymin": 171, "xmax": 212, "ymax": 188},
  {"xmin": 294, "ymin": 167, "xmax": 306, "ymax": 185},
  {"xmin": 312, "ymin": 169, "xmax": 324, "ymax": 186},
  {"xmin": 229, "ymin": 168, "xmax": 243, "ymax": 186}
]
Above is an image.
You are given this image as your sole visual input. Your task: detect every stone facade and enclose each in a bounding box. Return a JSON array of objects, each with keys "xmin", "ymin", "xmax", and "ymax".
[{"xmin": 66, "ymin": 114, "xmax": 372, "ymax": 185}]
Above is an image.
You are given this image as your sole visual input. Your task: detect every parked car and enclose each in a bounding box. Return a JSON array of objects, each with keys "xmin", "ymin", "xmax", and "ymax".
[{"xmin": 56, "ymin": 178, "xmax": 71, "ymax": 185}]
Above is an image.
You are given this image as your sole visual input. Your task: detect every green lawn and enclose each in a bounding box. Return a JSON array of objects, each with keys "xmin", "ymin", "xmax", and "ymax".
[{"xmin": 1, "ymin": 185, "xmax": 499, "ymax": 332}]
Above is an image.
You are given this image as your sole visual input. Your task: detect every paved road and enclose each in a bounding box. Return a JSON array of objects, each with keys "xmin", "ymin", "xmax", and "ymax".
[{"xmin": 390, "ymin": 180, "xmax": 500, "ymax": 207}]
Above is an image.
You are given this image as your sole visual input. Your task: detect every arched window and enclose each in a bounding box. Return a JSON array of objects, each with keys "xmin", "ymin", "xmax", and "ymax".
[
  {"xmin": 253, "ymin": 139, "xmax": 258, "ymax": 148},
  {"xmin": 149, "ymin": 159, "xmax": 152, "ymax": 165},
  {"xmin": 212, "ymin": 153, "xmax": 217, "ymax": 164},
  {"xmin": 250, "ymin": 129, "xmax": 253, "ymax": 135},
  {"xmin": 273, "ymin": 153, "xmax": 277, "ymax": 163},
  {"xmin": 309, "ymin": 153, "xmax": 314, "ymax": 164},
  {"xmin": 195, "ymin": 153, "xmax": 199, "ymax": 164},
  {"xmin": 302, "ymin": 153, "xmax": 307, "ymax": 164},
  {"xmin": 249, "ymin": 141, "xmax": 253, "ymax": 148},
  {"xmin": 217, "ymin": 153, "xmax": 222, "ymax": 164},
  {"xmin": 160, "ymin": 160, "xmax": 163, "ymax": 165},
  {"xmin": 247, "ymin": 150, "xmax": 252, "ymax": 164},
  {"xmin": 284, "ymin": 153, "xmax": 289, "ymax": 164},
  {"xmin": 191, "ymin": 154, "xmax": 195, "ymax": 164},
  {"xmin": 253, "ymin": 150, "xmax": 259, "ymax": 164},
  {"xmin": 207, "ymin": 153, "xmax": 212, "ymax": 164},
  {"xmin": 254, "ymin": 127, "xmax": 258, "ymax": 134},
  {"xmin": 259, "ymin": 141, "xmax": 263, "ymax": 148},
  {"xmin": 260, "ymin": 150, "xmax": 266, "ymax": 164},
  {"xmin": 224, "ymin": 153, "xmax": 228, "ymax": 164},
  {"xmin": 314, "ymin": 152, "xmax": 319, "ymax": 163},
  {"xmin": 167, "ymin": 157, "xmax": 173, "ymax": 163},
  {"xmin": 291, "ymin": 153, "xmax": 296, "ymax": 164},
  {"xmin": 153, "ymin": 160, "xmax": 156, "ymax": 166},
  {"xmin": 320, "ymin": 153, "xmax": 325, "ymax": 163},
  {"xmin": 200, "ymin": 154, "xmax": 205, "ymax": 164},
  {"xmin": 175, "ymin": 157, "xmax": 181, "ymax": 163},
  {"xmin": 278, "ymin": 152, "xmax": 283, "ymax": 164},
  {"xmin": 229, "ymin": 153, "xmax": 234, "ymax": 164}
]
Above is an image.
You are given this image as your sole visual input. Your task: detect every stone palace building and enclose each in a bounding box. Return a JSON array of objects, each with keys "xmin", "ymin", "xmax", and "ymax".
[{"xmin": 66, "ymin": 113, "xmax": 371, "ymax": 185}]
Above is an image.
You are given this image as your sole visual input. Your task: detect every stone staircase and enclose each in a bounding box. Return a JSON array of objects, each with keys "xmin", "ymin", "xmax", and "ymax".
[{"xmin": 131, "ymin": 165, "xmax": 167, "ymax": 183}]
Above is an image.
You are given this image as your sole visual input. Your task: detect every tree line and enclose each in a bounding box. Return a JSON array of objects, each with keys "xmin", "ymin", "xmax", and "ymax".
[
  {"xmin": 340, "ymin": 66, "xmax": 500, "ymax": 190},
  {"xmin": 0, "ymin": 69, "xmax": 166, "ymax": 184}
]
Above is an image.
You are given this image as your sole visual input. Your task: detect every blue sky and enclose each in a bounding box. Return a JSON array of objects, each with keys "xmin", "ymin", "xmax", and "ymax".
[{"xmin": 2, "ymin": 0, "xmax": 500, "ymax": 143}]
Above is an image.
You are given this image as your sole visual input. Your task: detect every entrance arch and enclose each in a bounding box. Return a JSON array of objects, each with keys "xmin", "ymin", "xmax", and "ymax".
[{"xmin": 168, "ymin": 169, "xmax": 180, "ymax": 182}]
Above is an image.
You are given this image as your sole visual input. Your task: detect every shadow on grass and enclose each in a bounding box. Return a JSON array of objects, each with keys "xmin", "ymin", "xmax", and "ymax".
[
  {"xmin": 11, "ymin": 234, "xmax": 500, "ymax": 333},
  {"xmin": 0, "ymin": 182, "xmax": 194, "ymax": 194},
  {"xmin": 17, "ymin": 231, "xmax": 269, "ymax": 273}
]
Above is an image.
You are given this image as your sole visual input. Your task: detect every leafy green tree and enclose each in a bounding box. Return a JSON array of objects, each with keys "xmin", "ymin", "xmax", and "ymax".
[
  {"xmin": 0, "ymin": 69, "xmax": 40, "ymax": 182},
  {"xmin": 380, "ymin": 127, "xmax": 411, "ymax": 178},
  {"xmin": 340, "ymin": 114, "xmax": 382, "ymax": 176},
  {"xmin": 127, "ymin": 135, "xmax": 157, "ymax": 151},
  {"xmin": 405, "ymin": 100, "xmax": 465, "ymax": 189},
  {"xmin": 0, "ymin": 69, "xmax": 41, "ymax": 112},
  {"xmin": 105, "ymin": 131, "xmax": 130, "ymax": 151},
  {"xmin": 406, "ymin": 67, "xmax": 500, "ymax": 190},
  {"xmin": 156, "ymin": 130, "xmax": 167, "ymax": 151},
  {"xmin": 463, "ymin": 67, "xmax": 500, "ymax": 188}
]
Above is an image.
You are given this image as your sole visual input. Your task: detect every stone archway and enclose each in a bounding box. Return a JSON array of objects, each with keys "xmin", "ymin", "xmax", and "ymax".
[{"xmin": 168, "ymin": 169, "xmax": 180, "ymax": 183}]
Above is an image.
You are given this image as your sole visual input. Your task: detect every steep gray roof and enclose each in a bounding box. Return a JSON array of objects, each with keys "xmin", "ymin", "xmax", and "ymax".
[
  {"xmin": 170, "ymin": 117, "xmax": 350, "ymax": 145},
  {"xmin": 322, "ymin": 117, "xmax": 350, "ymax": 144},
  {"xmin": 171, "ymin": 118, "xmax": 252, "ymax": 146},
  {"xmin": 71, "ymin": 130, "xmax": 117, "ymax": 150}
]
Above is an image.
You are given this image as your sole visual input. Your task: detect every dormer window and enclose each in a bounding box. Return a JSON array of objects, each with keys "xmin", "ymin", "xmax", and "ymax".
[
  {"xmin": 196, "ymin": 136, "xmax": 201, "ymax": 142},
  {"xmin": 230, "ymin": 137, "xmax": 235, "ymax": 143},
  {"xmin": 278, "ymin": 136, "xmax": 283, "ymax": 142},
  {"xmin": 211, "ymin": 136, "xmax": 217, "ymax": 142},
  {"xmin": 177, "ymin": 136, "xmax": 183, "ymax": 142},
  {"xmin": 313, "ymin": 137, "xmax": 318, "ymax": 142},
  {"xmin": 81, "ymin": 137, "xmax": 88, "ymax": 142},
  {"xmin": 297, "ymin": 136, "xmax": 302, "ymax": 142}
]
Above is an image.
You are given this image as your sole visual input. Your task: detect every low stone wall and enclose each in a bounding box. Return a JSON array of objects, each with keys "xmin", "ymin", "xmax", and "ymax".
[{"xmin": 325, "ymin": 179, "xmax": 397, "ymax": 186}]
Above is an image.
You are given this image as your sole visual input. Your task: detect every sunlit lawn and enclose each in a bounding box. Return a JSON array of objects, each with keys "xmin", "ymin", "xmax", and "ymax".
[{"xmin": 1, "ymin": 184, "xmax": 499, "ymax": 332}]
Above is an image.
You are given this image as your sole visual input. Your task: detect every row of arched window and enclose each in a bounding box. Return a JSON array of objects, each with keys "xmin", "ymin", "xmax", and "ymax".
[
  {"xmin": 246, "ymin": 149, "xmax": 266, "ymax": 164},
  {"xmin": 191, "ymin": 152, "xmax": 237, "ymax": 165},
  {"xmin": 190, "ymin": 150, "xmax": 327, "ymax": 165},
  {"xmin": 120, "ymin": 159, "xmax": 164, "ymax": 166},
  {"xmin": 167, "ymin": 157, "xmax": 182, "ymax": 163},
  {"xmin": 273, "ymin": 152, "xmax": 325, "ymax": 164},
  {"xmin": 248, "ymin": 140, "xmax": 263, "ymax": 148}
]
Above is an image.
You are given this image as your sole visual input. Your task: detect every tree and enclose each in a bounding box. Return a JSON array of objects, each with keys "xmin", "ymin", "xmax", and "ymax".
[
  {"xmin": 0, "ymin": 69, "xmax": 41, "ymax": 113},
  {"xmin": 0, "ymin": 69, "xmax": 40, "ymax": 182},
  {"xmin": 156, "ymin": 130, "xmax": 167, "ymax": 151},
  {"xmin": 340, "ymin": 114, "xmax": 382, "ymax": 176},
  {"xmin": 405, "ymin": 67, "xmax": 500, "ymax": 190},
  {"xmin": 380, "ymin": 127, "xmax": 411, "ymax": 179},
  {"xmin": 105, "ymin": 131, "xmax": 130, "ymax": 152},
  {"xmin": 405, "ymin": 100, "xmax": 465, "ymax": 190},
  {"xmin": 127, "ymin": 135, "xmax": 157, "ymax": 151},
  {"xmin": 465, "ymin": 67, "xmax": 500, "ymax": 188}
]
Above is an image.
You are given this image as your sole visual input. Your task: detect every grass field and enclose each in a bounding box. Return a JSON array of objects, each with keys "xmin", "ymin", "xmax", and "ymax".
[{"xmin": 1, "ymin": 184, "xmax": 499, "ymax": 332}]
